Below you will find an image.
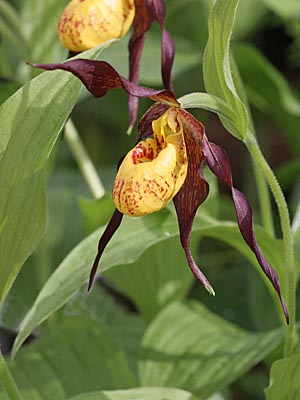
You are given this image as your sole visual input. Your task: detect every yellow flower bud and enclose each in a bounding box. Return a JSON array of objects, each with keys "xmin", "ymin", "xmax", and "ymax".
[
  {"xmin": 58, "ymin": 0, "xmax": 135, "ymax": 52},
  {"xmin": 113, "ymin": 109, "xmax": 188, "ymax": 216}
]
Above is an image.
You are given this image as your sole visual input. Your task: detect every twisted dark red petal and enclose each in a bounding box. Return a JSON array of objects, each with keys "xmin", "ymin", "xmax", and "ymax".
[
  {"xmin": 88, "ymin": 209, "xmax": 123, "ymax": 290},
  {"xmin": 146, "ymin": 0, "xmax": 175, "ymax": 92},
  {"xmin": 32, "ymin": 60, "xmax": 178, "ymax": 105},
  {"xmin": 128, "ymin": 0, "xmax": 175, "ymax": 128},
  {"xmin": 173, "ymin": 109, "xmax": 214, "ymax": 294},
  {"xmin": 128, "ymin": 0, "xmax": 154, "ymax": 128},
  {"xmin": 202, "ymin": 138, "xmax": 289, "ymax": 323}
]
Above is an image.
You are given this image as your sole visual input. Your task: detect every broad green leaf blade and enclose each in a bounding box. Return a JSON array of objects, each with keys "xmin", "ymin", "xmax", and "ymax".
[
  {"xmin": 13, "ymin": 211, "xmax": 286, "ymax": 357},
  {"xmin": 261, "ymin": 0, "xmax": 300, "ymax": 19},
  {"xmin": 203, "ymin": 0, "xmax": 248, "ymax": 139},
  {"xmin": 0, "ymin": 1, "xmax": 29, "ymax": 59},
  {"xmin": 104, "ymin": 237, "xmax": 194, "ymax": 321},
  {"xmin": 65, "ymin": 287, "xmax": 146, "ymax": 377},
  {"xmin": 68, "ymin": 387, "xmax": 199, "ymax": 400},
  {"xmin": 21, "ymin": 0, "xmax": 68, "ymax": 63},
  {"xmin": 265, "ymin": 347, "xmax": 300, "ymax": 399},
  {"xmin": 233, "ymin": 43, "xmax": 300, "ymax": 156},
  {"xmin": 12, "ymin": 209, "xmax": 179, "ymax": 357},
  {"xmin": 139, "ymin": 301, "xmax": 283, "ymax": 398},
  {"xmin": 4, "ymin": 316, "xmax": 136, "ymax": 400},
  {"xmin": 0, "ymin": 44, "xmax": 109, "ymax": 310}
]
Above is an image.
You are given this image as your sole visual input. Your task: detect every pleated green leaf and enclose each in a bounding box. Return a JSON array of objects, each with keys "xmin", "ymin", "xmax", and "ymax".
[
  {"xmin": 13, "ymin": 210, "xmax": 286, "ymax": 358},
  {"xmin": 67, "ymin": 387, "xmax": 199, "ymax": 400},
  {"xmin": 104, "ymin": 237, "xmax": 194, "ymax": 321},
  {"xmin": 139, "ymin": 301, "xmax": 283, "ymax": 398},
  {"xmin": 265, "ymin": 347, "xmax": 300, "ymax": 399},
  {"xmin": 203, "ymin": 0, "xmax": 249, "ymax": 139},
  {"xmin": 0, "ymin": 43, "xmax": 110, "ymax": 310},
  {"xmin": 3, "ymin": 316, "xmax": 136, "ymax": 400}
]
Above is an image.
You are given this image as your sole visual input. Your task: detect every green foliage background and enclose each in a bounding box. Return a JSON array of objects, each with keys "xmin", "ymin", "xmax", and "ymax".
[{"xmin": 0, "ymin": 0, "xmax": 300, "ymax": 399}]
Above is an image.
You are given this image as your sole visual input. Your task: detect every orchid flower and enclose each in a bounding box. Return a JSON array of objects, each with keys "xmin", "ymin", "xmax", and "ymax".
[
  {"xmin": 57, "ymin": 0, "xmax": 135, "ymax": 52},
  {"xmin": 34, "ymin": 58, "xmax": 289, "ymax": 324},
  {"xmin": 57, "ymin": 0, "xmax": 174, "ymax": 128}
]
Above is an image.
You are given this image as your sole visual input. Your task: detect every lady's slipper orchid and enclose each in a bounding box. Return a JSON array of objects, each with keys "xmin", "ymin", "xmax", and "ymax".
[
  {"xmin": 34, "ymin": 59, "xmax": 289, "ymax": 324},
  {"xmin": 58, "ymin": 0, "xmax": 135, "ymax": 52},
  {"xmin": 57, "ymin": 0, "xmax": 173, "ymax": 129},
  {"xmin": 113, "ymin": 108, "xmax": 188, "ymax": 216}
]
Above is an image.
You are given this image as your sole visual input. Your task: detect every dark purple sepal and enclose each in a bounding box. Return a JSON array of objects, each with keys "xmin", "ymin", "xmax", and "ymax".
[
  {"xmin": 146, "ymin": 0, "xmax": 175, "ymax": 92},
  {"xmin": 127, "ymin": 0, "xmax": 175, "ymax": 129},
  {"xmin": 202, "ymin": 138, "xmax": 289, "ymax": 323},
  {"xmin": 88, "ymin": 209, "xmax": 123, "ymax": 290},
  {"xmin": 173, "ymin": 109, "xmax": 214, "ymax": 295},
  {"xmin": 128, "ymin": 0, "xmax": 154, "ymax": 128},
  {"xmin": 32, "ymin": 59, "xmax": 178, "ymax": 106}
]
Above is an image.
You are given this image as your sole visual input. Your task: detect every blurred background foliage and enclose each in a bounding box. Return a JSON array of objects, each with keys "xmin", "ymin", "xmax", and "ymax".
[{"xmin": 0, "ymin": 0, "xmax": 300, "ymax": 399}]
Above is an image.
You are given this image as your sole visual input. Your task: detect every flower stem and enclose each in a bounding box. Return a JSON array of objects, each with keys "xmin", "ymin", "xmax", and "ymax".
[
  {"xmin": 64, "ymin": 119, "xmax": 105, "ymax": 199},
  {"xmin": 0, "ymin": 350, "xmax": 23, "ymax": 400},
  {"xmin": 245, "ymin": 133, "xmax": 295, "ymax": 357},
  {"xmin": 252, "ymin": 159, "xmax": 275, "ymax": 237}
]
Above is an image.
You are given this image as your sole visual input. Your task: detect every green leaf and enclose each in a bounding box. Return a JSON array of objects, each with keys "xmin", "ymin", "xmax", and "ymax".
[
  {"xmin": 20, "ymin": 0, "xmax": 68, "ymax": 63},
  {"xmin": 233, "ymin": 43, "xmax": 300, "ymax": 155},
  {"xmin": 0, "ymin": 0, "xmax": 29, "ymax": 59},
  {"xmin": 139, "ymin": 301, "xmax": 283, "ymax": 398},
  {"xmin": 265, "ymin": 346, "xmax": 300, "ymax": 399},
  {"xmin": 64, "ymin": 287, "xmax": 146, "ymax": 377},
  {"xmin": 0, "ymin": 44, "xmax": 110, "ymax": 310},
  {"xmin": 178, "ymin": 92, "xmax": 240, "ymax": 136},
  {"xmin": 67, "ymin": 387, "xmax": 199, "ymax": 400},
  {"xmin": 203, "ymin": 0, "xmax": 249, "ymax": 139},
  {"xmin": 260, "ymin": 0, "xmax": 300, "ymax": 19},
  {"xmin": 13, "ymin": 210, "xmax": 286, "ymax": 357},
  {"xmin": 11, "ymin": 209, "xmax": 179, "ymax": 357},
  {"xmin": 104, "ymin": 236, "xmax": 194, "ymax": 321},
  {"xmin": 0, "ymin": 79, "xmax": 20, "ymax": 105},
  {"xmin": 79, "ymin": 194, "xmax": 115, "ymax": 235},
  {"xmin": 4, "ymin": 316, "xmax": 136, "ymax": 400},
  {"xmin": 292, "ymin": 195, "xmax": 300, "ymax": 283}
]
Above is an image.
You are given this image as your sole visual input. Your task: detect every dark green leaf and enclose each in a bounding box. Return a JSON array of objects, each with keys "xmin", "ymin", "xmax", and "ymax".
[
  {"xmin": 13, "ymin": 211, "xmax": 286, "ymax": 357},
  {"xmin": 265, "ymin": 345, "xmax": 300, "ymax": 399},
  {"xmin": 0, "ymin": 44, "xmax": 110, "ymax": 311},
  {"xmin": 67, "ymin": 387, "xmax": 199, "ymax": 400},
  {"xmin": 104, "ymin": 237, "xmax": 194, "ymax": 321},
  {"xmin": 139, "ymin": 301, "xmax": 283, "ymax": 398},
  {"xmin": 4, "ymin": 316, "xmax": 136, "ymax": 400},
  {"xmin": 203, "ymin": 0, "xmax": 249, "ymax": 139}
]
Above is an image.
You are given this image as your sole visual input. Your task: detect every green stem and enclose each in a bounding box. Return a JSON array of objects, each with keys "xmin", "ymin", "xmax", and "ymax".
[
  {"xmin": 245, "ymin": 133, "xmax": 295, "ymax": 357},
  {"xmin": 0, "ymin": 350, "xmax": 23, "ymax": 400},
  {"xmin": 64, "ymin": 119, "xmax": 105, "ymax": 200},
  {"xmin": 252, "ymin": 153, "xmax": 275, "ymax": 237}
]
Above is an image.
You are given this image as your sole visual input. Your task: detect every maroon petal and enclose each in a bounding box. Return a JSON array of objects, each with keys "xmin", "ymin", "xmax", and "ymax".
[
  {"xmin": 128, "ymin": 0, "xmax": 175, "ymax": 128},
  {"xmin": 128, "ymin": 0, "xmax": 154, "ymax": 128},
  {"xmin": 32, "ymin": 59, "xmax": 178, "ymax": 106},
  {"xmin": 173, "ymin": 109, "xmax": 214, "ymax": 295},
  {"xmin": 146, "ymin": 0, "xmax": 175, "ymax": 92},
  {"xmin": 202, "ymin": 139, "xmax": 289, "ymax": 323},
  {"xmin": 88, "ymin": 209, "xmax": 123, "ymax": 290}
]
